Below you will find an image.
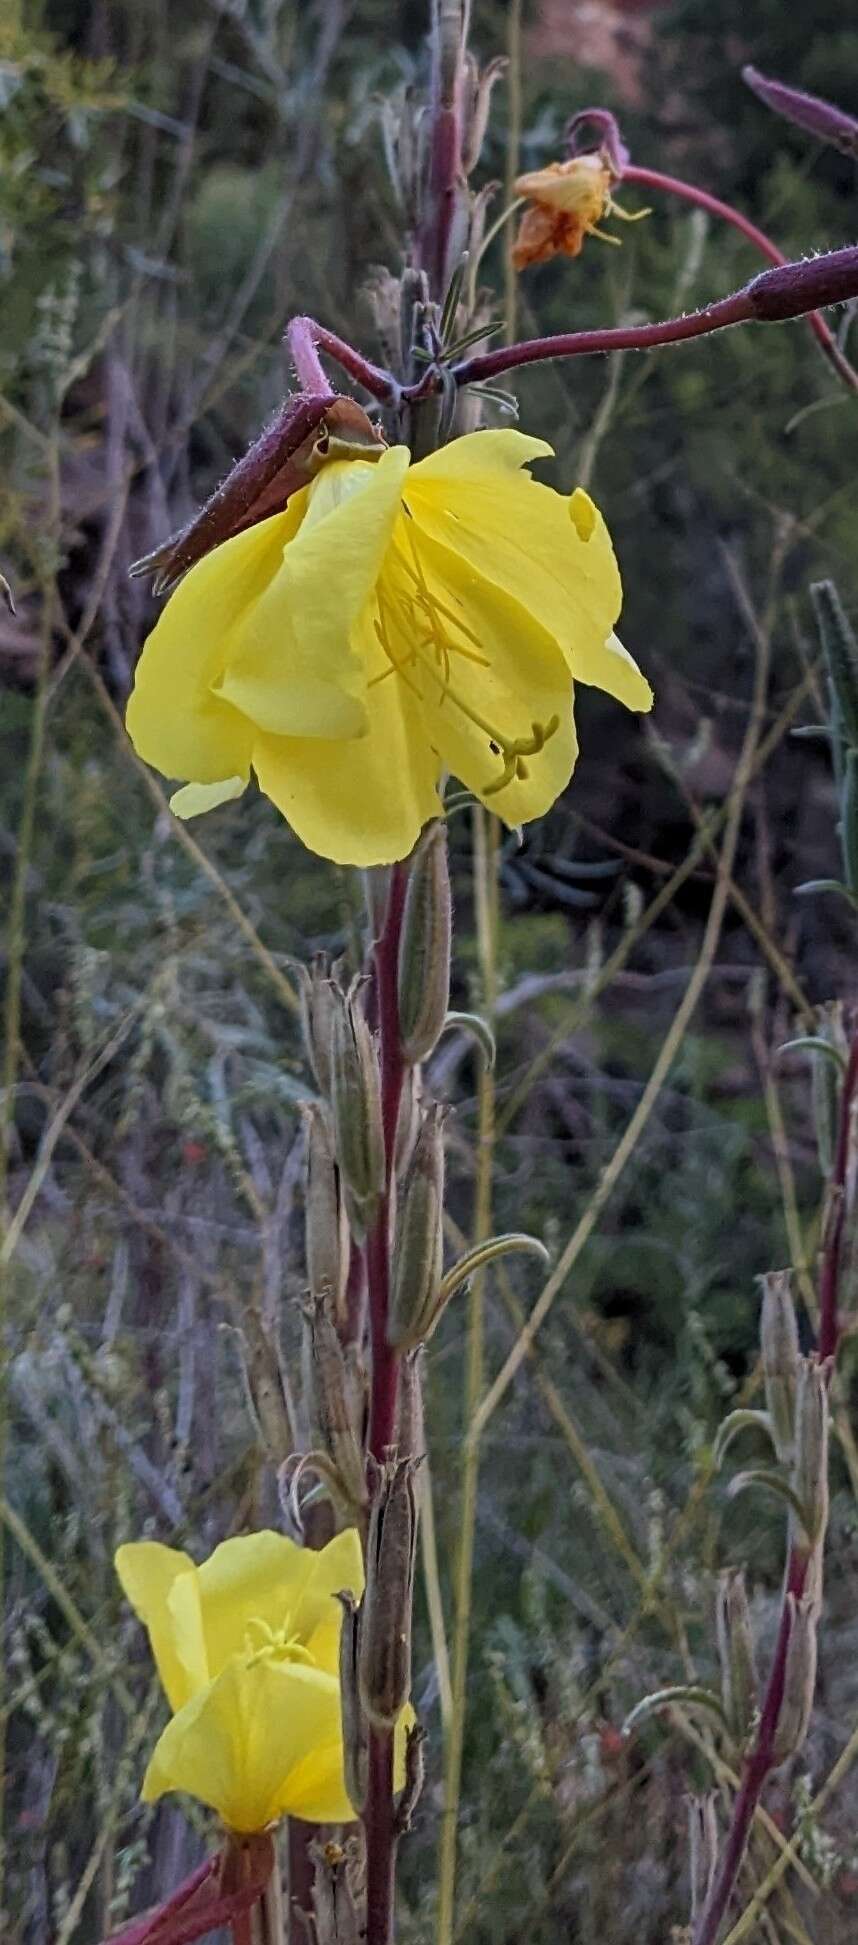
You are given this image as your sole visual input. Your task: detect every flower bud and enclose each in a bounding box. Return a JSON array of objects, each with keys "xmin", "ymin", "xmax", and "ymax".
[
  {"xmin": 305, "ymin": 1104, "xmax": 350, "ymax": 1322},
  {"xmin": 302, "ymin": 1291, "xmax": 367, "ymax": 1514},
  {"xmin": 359, "ymin": 1458, "xmax": 419, "ymax": 1730},
  {"xmin": 297, "ymin": 954, "xmax": 338, "ymax": 1099},
  {"xmin": 790, "ymin": 1357, "xmax": 830, "ymax": 1551},
  {"xmin": 131, "ymin": 395, "xmax": 381, "ymax": 594},
  {"xmin": 336, "ymin": 1591, "xmax": 368, "ymax": 1816},
  {"xmin": 771, "ymin": 1593, "xmax": 818, "ymax": 1767},
  {"xmin": 743, "ymin": 66, "xmax": 858, "ymax": 157},
  {"xmin": 397, "ymin": 822, "xmax": 452, "ymax": 1065},
  {"xmin": 716, "ymin": 1569, "xmax": 759, "ymax": 1749},
  {"xmin": 330, "ymin": 982, "xmax": 385, "ymax": 1237},
  {"xmin": 387, "ymin": 1107, "xmax": 445, "ymax": 1350},
  {"xmin": 759, "ymin": 1270, "xmax": 800, "ymax": 1463},
  {"xmin": 237, "ymin": 1309, "xmax": 294, "ymax": 1466}
]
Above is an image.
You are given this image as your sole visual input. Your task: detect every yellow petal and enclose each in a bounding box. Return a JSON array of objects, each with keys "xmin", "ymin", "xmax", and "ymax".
[
  {"xmin": 192, "ymin": 1528, "xmax": 360, "ymax": 1679},
  {"xmin": 411, "ymin": 428, "xmax": 554, "ymax": 483},
  {"xmin": 573, "ymin": 628, "xmax": 653, "ymax": 714},
  {"xmin": 294, "ymin": 1529, "xmax": 365, "ymax": 1675},
  {"xmin": 126, "ymin": 511, "xmax": 298, "ymax": 785},
  {"xmin": 142, "ymin": 1654, "xmax": 351, "ymax": 1832},
  {"xmin": 252, "ymin": 607, "xmax": 442, "ymax": 866},
  {"xmin": 385, "ymin": 522, "xmax": 578, "ymax": 826},
  {"xmin": 407, "ymin": 439, "xmax": 628, "ymax": 687},
  {"xmin": 115, "ymin": 1543, "xmax": 207, "ymax": 1711},
  {"xmin": 215, "ymin": 448, "xmax": 411, "ymax": 742},
  {"xmin": 169, "ymin": 776, "xmax": 247, "ymax": 819}
]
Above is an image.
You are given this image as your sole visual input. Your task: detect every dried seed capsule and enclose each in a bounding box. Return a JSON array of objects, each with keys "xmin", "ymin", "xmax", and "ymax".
[
  {"xmin": 396, "ymin": 1347, "xmax": 426, "ymax": 1461},
  {"xmin": 397, "ymin": 822, "xmax": 452, "ymax": 1065},
  {"xmin": 790, "ymin": 1357, "xmax": 830, "ymax": 1550},
  {"xmin": 305, "ymin": 1104, "xmax": 350, "ymax": 1322},
  {"xmin": 359, "ymin": 1458, "xmax": 419, "ymax": 1729},
  {"xmin": 387, "ymin": 1107, "xmax": 445, "ymax": 1350},
  {"xmin": 330, "ymin": 982, "xmax": 385, "ymax": 1237},
  {"xmin": 336, "ymin": 1592, "xmax": 368, "ymax": 1816},
  {"xmin": 309, "ymin": 1836, "xmax": 364, "ymax": 1945},
  {"xmin": 687, "ymin": 1794, "xmax": 719, "ymax": 1925},
  {"xmin": 771, "ymin": 1593, "xmax": 818, "ymax": 1767},
  {"xmin": 716, "ymin": 1568, "xmax": 759, "ymax": 1749},
  {"xmin": 294, "ymin": 954, "xmax": 340, "ymax": 1100},
  {"xmin": 759, "ymin": 1270, "xmax": 800, "ymax": 1464},
  {"xmin": 302, "ymin": 1291, "xmax": 367, "ymax": 1514}
]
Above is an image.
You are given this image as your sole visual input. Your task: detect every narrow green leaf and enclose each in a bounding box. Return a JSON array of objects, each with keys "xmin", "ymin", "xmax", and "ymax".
[
  {"xmin": 713, "ymin": 1409, "xmax": 775, "ymax": 1471},
  {"xmin": 441, "ymin": 1011, "xmax": 496, "ymax": 1070},
  {"xmin": 439, "ymin": 1231, "xmax": 549, "ymax": 1302},
  {"xmin": 623, "ymin": 1686, "xmax": 730, "ymax": 1739}
]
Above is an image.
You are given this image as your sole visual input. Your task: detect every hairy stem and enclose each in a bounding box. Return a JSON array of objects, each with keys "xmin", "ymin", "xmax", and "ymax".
[
  {"xmin": 289, "ymin": 316, "xmax": 397, "ymax": 405},
  {"xmin": 444, "ymin": 247, "xmax": 858, "ymax": 391},
  {"xmin": 622, "ymin": 163, "xmax": 858, "ymax": 392}
]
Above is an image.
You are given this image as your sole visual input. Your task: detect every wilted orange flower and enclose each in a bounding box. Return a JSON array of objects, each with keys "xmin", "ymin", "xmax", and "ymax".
[{"xmin": 512, "ymin": 154, "xmax": 641, "ymax": 269}]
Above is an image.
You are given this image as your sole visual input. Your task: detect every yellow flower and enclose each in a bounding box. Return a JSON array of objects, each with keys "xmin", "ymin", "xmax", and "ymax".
[
  {"xmin": 126, "ymin": 429, "xmax": 652, "ymax": 867},
  {"xmin": 116, "ymin": 1528, "xmax": 365, "ymax": 1832},
  {"xmin": 512, "ymin": 155, "xmax": 641, "ymax": 267}
]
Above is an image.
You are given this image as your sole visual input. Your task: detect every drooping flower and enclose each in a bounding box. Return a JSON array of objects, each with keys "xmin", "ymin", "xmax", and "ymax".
[
  {"xmin": 116, "ymin": 1528, "xmax": 365, "ymax": 1832},
  {"xmin": 126, "ymin": 429, "xmax": 652, "ymax": 867},
  {"xmin": 512, "ymin": 154, "xmax": 644, "ymax": 268}
]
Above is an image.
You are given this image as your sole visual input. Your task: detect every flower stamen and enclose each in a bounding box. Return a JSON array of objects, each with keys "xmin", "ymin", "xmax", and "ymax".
[{"xmin": 242, "ymin": 1615, "xmax": 315, "ymax": 1669}]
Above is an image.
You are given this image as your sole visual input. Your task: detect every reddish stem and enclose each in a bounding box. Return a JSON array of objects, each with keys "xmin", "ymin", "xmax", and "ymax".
[
  {"xmin": 692, "ymin": 1029, "xmax": 858, "ymax": 1944},
  {"xmin": 290, "ymin": 316, "xmax": 397, "ymax": 405},
  {"xmin": 417, "ymin": 5, "xmax": 464, "ymax": 298},
  {"xmin": 286, "ymin": 317, "xmax": 335, "ymax": 397},
  {"xmin": 362, "ymin": 861, "xmax": 409, "ymax": 1945},
  {"xmin": 446, "ymin": 247, "xmax": 858, "ymax": 391},
  {"xmin": 623, "ymin": 163, "xmax": 858, "ymax": 391}
]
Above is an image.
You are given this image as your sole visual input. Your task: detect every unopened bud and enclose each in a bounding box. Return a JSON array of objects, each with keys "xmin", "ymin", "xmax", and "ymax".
[
  {"xmin": 745, "ymin": 248, "xmax": 858, "ymax": 326},
  {"xmin": 716, "ymin": 1569, "xmax": 759, "ymax": 1748},
  {"xmin": 305, "ymin": 1105, "xmax": 350, "ymax": 1321},
  {"xmin": 359, "ymin": 1457, "xmax": 419, "ymax": 1729},
  {"xmin": 387, "ymin": 1107, "xmax": 445, "ymax": 1350},
  {"xmin": 771, "ymin": 1593, "xmax": 818, "ymax": 1766},
  {"xmin": 743, "ymin": 66, "xmax": 858, "ymax": 158},
  {"xmin": 131, "ymin": 395, "xmax": 381, "ymax": 594},
  {"xmin": 336, "ymin": 1592, "xmax": 368, "ymax": 1815},
  {"xmin": 302, "ymin": 1291, "xmax": 367, "ymax": 1513},
  {"xmin": 759, "ymin": 1270, "xmax": 800, "ymax": 1463},
  {"xmin": 330, "ymin": 982, "xmax": 385, "ymax": 1235},
  {"xmin": 236, "ymin": 1310, "xmax": 293, "ymax": 1466},
  {"xmin": 687, "ymin": 1794, "xmax": 718, "ymax": 1925},
  {"xmin": 397, "ymin": 822, "xmax": 452, "ymax": 1065},
  {"xmin": 790, "ymin": 1357, "xmax": 830, "ymax": 1550},
  {"xmin": 297, "ymin": 954, "xmax": 338, "ymax": 1099}
]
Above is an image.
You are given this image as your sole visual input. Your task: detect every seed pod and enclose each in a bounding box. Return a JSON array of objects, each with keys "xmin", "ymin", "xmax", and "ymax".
[
  {"xmin": 305, "ymin": 1104, "xmax": 350, "ymax": 1322},
  {"xmin": 790, "ymin": 1357, "xmax": 830, "ymax": 1550},
  {"xmin": 396, "ymin": 1347, "xmax": 426, "ymax": 1461},
  {"xmin": 359, "ymin": 1458, "xmax": 419, "ymax": 1729},
  {"xmin": 398, "ymin": 822, "xmax": 452, "ymax": 1065},
  {"xmin": 771, "ymin": 1593, "xmax": 818, "ymax": 1767},
  {"xmin": 296, "ymin": 955, "xmax": 338, "ymax": 1100},
  {"xmin": 387, "ymin": 1107, "xmax": 445, "ymax": 1350},
  {"xmin": 687, "ymin": 1794, "xmax": 719, "ymax": 1926},
  {"xmin": 716, "ymin": 1569, "xmax": 759, "ymax": 1749},
  {"xmin": 336, "ymin": 1592, "xmax": 368, "ymax": 1816},
  {"xmin": 330, "ymin": 982, "xmax": 385, "ymax": 1237},
  {"xmin": 302, "ymin": 1291, "xmax": 367, "ymax": 1514},
  {"xmin": 309, "ymin": 1837, "xmax": 364, "ymax": 1945},
  {"xmin": 394, "ymin": 1063, "xmax": 423, "ymax": 1178},
  {"xmin": 759, "ymin": 1270, "xmax": 800, "ymax": 1463},
  {"xmin": 812, "ymin": 1003, "xmax": 846, "ymax": 1177}
]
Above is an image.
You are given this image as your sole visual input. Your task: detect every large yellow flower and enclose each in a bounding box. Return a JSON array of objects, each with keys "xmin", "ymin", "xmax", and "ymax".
[
  {"xmin": 116, "ymin": 1528, "xmax": 364, "ymax": 1832},
  {"xmin": 126, "ymin": 429, "xmax": 652, "ymax": 867}
]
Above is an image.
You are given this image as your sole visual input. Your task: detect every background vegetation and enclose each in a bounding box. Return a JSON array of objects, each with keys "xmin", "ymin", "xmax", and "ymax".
[{"xmin": 3, "ymin": 0, "xmax": 858, "ymax": 1939}]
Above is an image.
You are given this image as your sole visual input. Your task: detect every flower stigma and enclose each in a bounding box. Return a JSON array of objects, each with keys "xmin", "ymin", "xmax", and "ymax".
[{"xmin": 243, "ymin": 1615, "xmax": 315, "ymax": 1670}]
